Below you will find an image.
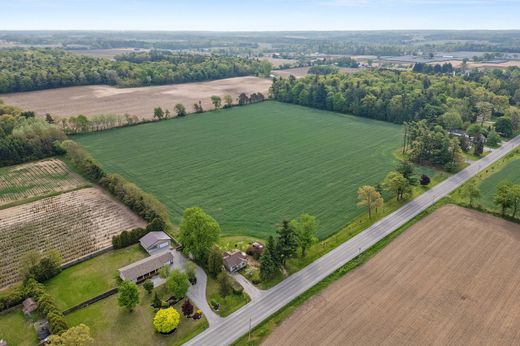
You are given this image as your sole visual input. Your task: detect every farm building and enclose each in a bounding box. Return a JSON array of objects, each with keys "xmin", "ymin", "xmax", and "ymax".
[
  {"xmin": 246, "ymin": 242, "xmax": 264, "ymax": 257},
  {"xmin": 223, "ymin": 251, "xmax": 247, "ymax": 273},
  {"xmin": 118, "ymin": 251, "xmax": 173, "ymax": 283},
  {"xmin": 139, "ymin": 231, "xmax": 172, "ymax": 255}
]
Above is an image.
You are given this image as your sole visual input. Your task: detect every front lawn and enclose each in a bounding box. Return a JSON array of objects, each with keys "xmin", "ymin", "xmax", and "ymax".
[
  {"xmin": 0, "ymin": 310, "xmax": 38, "ymax": 346},
  {"xmin": 46, "ymin": 245, "xmax": 148, "ymax": 310},
  {"xmin": 65, "ymin": 285, "xmax": 207, "ymax": 346},
  {"xmin": 206, "ymin": 274, "xmax": 250, "ymax": 317}
]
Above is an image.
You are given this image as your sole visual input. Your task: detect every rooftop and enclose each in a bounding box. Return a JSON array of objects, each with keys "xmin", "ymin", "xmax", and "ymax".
[
  {"xmin": 139, "ymin": 231, "xmax": 171, "ymax": 249},
  {"xmin": 119, "ymin": 251, "xmax": 173, "ymax": 282}
]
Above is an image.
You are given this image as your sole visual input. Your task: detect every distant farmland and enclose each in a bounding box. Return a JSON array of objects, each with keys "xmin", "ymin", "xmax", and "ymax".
[
  {"xmin": 479, "ymin": 158, "xmax": 520, "ymax": 211},
  {"xmin": 76, "ymin": 102, "xmax": 401, "ymax": 239},
  {"xmin": 1, "ymin": 76, "xmax": 271, "ymax": 119}
]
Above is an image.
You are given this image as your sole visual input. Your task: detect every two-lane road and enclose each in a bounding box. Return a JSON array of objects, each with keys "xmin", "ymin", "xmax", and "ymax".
[{"xmin": 186, "ymin": 136, "xmax": 520, "ymax": 346}]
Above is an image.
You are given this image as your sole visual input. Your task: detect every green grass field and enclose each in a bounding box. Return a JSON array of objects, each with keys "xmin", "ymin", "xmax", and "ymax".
[
  {"xmin": 479, "ymin": 158, "xmax": 520, "ymax": 210},
  {"xmin": 76, "ymin": 101, "xmax": 402, "ymax": 239},
  {"xmin": 46, "ymin": 245, "xmax": 147, "ymax": 310},
  {"xmin": 0, "ymin": 310, "xmax": 37, "ymax": 346}
]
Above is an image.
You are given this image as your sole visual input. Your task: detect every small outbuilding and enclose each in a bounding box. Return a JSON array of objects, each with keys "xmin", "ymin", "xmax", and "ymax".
[
  {"xmin": 119, "ymin": 251, "xmax": 174, "ymax": 283},
  {"xmin": 246, "ymin": 242, "xmax": 264, "ymax": 257},
  {"xmin": 139, "ymin": 231, "xmax": 172, "ymax": 255},
  {"xmin": 22, "ymin": 298, "xmax": 37, "ymax": 315},
  {"xmin": 34, "ymin": 320, "xmax": 50, "ymax": 342},
  {"xmin": 223, "ymin": 251, "xmax": 247, "ymax": 273}
]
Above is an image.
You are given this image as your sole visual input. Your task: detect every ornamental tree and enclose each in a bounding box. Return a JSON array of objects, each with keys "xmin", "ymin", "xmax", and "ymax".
[
  {"xmin": 153, "ymin": 307, "xmax": 180, "ymax": 333},
  {"xmin": 118, "ymin": 280, "xmax": 140, "ymax": 312}
]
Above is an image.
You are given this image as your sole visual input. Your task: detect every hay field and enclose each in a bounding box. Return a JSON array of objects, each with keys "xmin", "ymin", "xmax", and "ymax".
[
  {"xmin": 75, "ymin": 101, "xmax": 402, "ymax": 239},
  {"xmin": 0, "ymin": 159, "xmax": 87, "ymax": 208},
  {"xmin": 1, "ymin": 76, "xmax": 271, "ymax": 119},
  {"xmin": 264, "ymin": 205, "xmax": 520, "ymax": 346},
  {"xmin": 0, "ymin": 187, "xmax": 145, "ymax": 288}
]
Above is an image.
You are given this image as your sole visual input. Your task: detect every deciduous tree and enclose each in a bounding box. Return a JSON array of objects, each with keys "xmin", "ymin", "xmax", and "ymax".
[
  {"xmin": 179, "ymin": 207, "xmax": 221, "ymax": 263},
  {"xmin": 47, "ymin": 324, "xmax": 94, "ymax": 346},
  {"xmin": 289, "ymin": 213, "xmax": 318, "ymax": 257},
  {"xmin": 166, "ymin": 269, "xmax": 190, "ymax": 299},
  {"xmin": 383, "ymin": 171, "xmax": 411, "ymax": 201},
  {"xmin": 153, "ymin": 307, "xmax": 180, "ymax": 333},
  {"xmin": 357, "ymin": 185, "xmax": 384, "ymax": 219},
  {"xmin": 118, "ymin": 280, "xmax": 140, "ymax": 312},
  {"xmin": 207, "ymin": 246, "xmax": 224, "ymax": 278}
]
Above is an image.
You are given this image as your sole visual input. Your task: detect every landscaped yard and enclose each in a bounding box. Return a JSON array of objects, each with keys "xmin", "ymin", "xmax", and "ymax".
[
  {"xmin": 0, "ymin": 310, "xmax": 38, "ymax": 346},
  {"xmin": 46, "ymin": 245, "xmax": 148, "ymax": 310},
  {"xmin": 75, "ymin": 101, "xmax": 402, "ymax": 239},
  {"xmin": 65, "ymin": 285, "xmax": 207, "ymax": 346},
  {"xmin": 206, "ymin": 274, "xmax": 250, "ymax": 317}
]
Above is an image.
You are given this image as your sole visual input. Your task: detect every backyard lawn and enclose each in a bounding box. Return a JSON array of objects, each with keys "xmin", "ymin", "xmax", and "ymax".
[
  {"xmin": 46, "ymin": 245, "xmax": 148, "ymax": 310},
  {"xmin": 0, "ymin": 310, "xmax": 38, "ymax": 346},
  {"xmin": 65, "ymin": 285, "xmax": 207, "ymax": 346},
  {"xmin": 76, "ymin": 101, "xmax": 402, "ymax": 239}
]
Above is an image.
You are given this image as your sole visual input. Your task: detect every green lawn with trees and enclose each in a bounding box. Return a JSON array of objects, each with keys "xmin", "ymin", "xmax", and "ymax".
[
  {"xmin": 478, "ymin": 158, "xmax": 520, "ymax": 211},
  {"xmin": 45, "ymin": 245, "xmax": 147, "ymax": 310},
  {"xmin": 75, "ymin": 101, "xmax": 402, "ymax": 239},
  {"xmin": 0, "ymin": 310, "xmax": 37, "ymax": 346}
]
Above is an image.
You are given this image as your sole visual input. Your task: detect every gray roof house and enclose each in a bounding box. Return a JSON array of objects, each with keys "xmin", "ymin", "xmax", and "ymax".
[
  {"xmin": 139, "ymin": 231, "xmax": 172, "ymax": 255},
  {"xmin": 223, "ymin": 251, "xmax": 247, "ymax": 273},
  {"xmin": 119, "ymin": 251, "xmax": 173, "ymax": 283}
]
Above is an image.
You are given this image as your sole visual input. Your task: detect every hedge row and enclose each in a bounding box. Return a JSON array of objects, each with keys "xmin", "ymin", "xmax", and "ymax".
[
  {"xmin": 0, "ymin": 278, "xmax": 44, "ymax": 312},
  {"xmin": 60, "ymin": 140, "xmax": 170, "ymax": 225}
]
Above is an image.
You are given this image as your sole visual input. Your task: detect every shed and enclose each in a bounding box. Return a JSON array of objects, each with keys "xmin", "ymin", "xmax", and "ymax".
[
  {"xmin": 246, "ymin": 242, "xmax": 264, "ymax": 257},
  {"xmin": 22, "ymin": 298, "xmax": 37, "ymax": 315},
  {"xmin": 119, "ymin": 251, "xmax": 173, "ymax": 283},
  {"xmin": 223, "ymin": 251, "xmax": 247, "ymax": 273},
  {"xmin": 139, "ymin": 231, "xmax": 172, "ymax": 255}
]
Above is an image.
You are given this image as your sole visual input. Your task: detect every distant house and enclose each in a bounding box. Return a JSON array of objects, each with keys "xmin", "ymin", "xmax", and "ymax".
[
  {"xmin": 223, "ymin": 251, "xmax": 247, "ymax": 273},
  {"xmin": 119, "ymin": 251, "xmax": 174, "ymax": 283},
  {"xmin": 22, "ymin": 298, "xmax": 37, "ymax": 315},
  {"xmin": 246, "ymin": 242, "xmax": 264, "ymax": 257},
  {"xmin": 139, "ymin": 231, "xmax": 172, "ymax": 255}
]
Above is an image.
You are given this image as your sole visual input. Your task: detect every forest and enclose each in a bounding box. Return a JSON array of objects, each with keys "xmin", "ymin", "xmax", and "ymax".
[{"xmin": 0, "ymin": 48, "xmax": 272, "ymax": 93}]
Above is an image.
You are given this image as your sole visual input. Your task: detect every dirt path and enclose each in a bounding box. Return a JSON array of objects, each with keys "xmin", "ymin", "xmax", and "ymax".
[
  {"xmin": 263, "ymin": 205, "xmax": 520, "ymax": 346},
  {"xmin": 1, "ymin": 76, "xmax": 271, "ymax": 119}
]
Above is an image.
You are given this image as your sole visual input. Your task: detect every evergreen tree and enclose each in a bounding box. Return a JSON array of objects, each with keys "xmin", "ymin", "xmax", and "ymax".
[{"xmin": 276, "ymin": 220, "xmax": 299, "ymax": 266}]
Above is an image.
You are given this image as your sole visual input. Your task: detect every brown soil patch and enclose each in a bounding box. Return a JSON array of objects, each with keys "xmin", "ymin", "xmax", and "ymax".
[
  {"xmin": 0, "ymin": 187, "xmax": 145, "ymax": 288},
  {"xmin": 264, "ymin": 205, "xmax": 520, "ymax": 346},
  {"xmin": 1, "ymin": 76, "xmax": 271, "ymax": 119}
]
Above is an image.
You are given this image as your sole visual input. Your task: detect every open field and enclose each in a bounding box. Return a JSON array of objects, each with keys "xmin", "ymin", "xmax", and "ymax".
[
  {"xmin": 68, "ymin": 48, "xmax": 148, "ymax": 59},
  {"xmin": 264, "ymin": 205, "xmax": 520, "ymax": 346},
  {"xmin": 479, "ymin": 158, "xmax": 520, "ymax": 211},
  {"xmin": 46, "ymin": 245, "xmax": 148, "ymax": 310},
  {"xmin": 65, "ymin": 285, "xmax": 208, "ymax": 346},
  {"xmin": 76, "ymin": 101, "xmax": 402, "ymax": 239},
  {"xmin": 0, "ymin": 158, "xmax": 87, "ymax": 208},
  {"xmin": 1, "ymin": 76, "xmax": 271, "ymax": 119},
  {"xmin": 0, "ymin": 187, "xmax": 145, "ymax": 288},
  {"xmin": 272, "ymin": 66, "xmax": 360, "ymax": 78}
]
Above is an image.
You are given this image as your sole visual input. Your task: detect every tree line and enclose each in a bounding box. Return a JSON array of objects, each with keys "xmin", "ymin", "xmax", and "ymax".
[{"xmin": 0, "ymin": 48, "xmax": 272, "ymax": 93}]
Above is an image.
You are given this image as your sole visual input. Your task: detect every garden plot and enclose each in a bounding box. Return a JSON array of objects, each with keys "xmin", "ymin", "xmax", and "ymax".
[
  {"xmin": 0, "ymin": 187, "xmax": 145, "ymax": 288},
  {"xmin": 0, "ymin": 159, "xmax": 87, "ymax": 208}
]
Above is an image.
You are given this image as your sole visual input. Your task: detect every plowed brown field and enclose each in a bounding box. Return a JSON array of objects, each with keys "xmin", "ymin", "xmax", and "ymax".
[{"xmin": 264, "ymin": 205, "xmax": 520, "ymax": 346}]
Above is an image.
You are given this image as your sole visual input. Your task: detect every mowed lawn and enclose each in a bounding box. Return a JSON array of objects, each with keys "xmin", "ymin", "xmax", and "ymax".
[
  {"xmin": 479, "ymin": 158, "xmax": 520, "ymax": 210},
  {"xmin": 76, "ymin": 102, "xmax": 402, "ymax": 239}
]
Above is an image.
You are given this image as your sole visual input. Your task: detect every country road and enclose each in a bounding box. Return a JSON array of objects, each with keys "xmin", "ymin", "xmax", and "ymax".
[{"xmin": 185, "ymin": 136, "xmax": 520, "ymax": 346}]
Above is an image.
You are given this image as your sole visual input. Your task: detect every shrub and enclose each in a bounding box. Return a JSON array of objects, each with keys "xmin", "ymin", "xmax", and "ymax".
[
  {"xmin": 146, "ymin": 218, "xmax": 166, "ymax": 233},
  {"xmin": 143, "ymin": 279, "xmax": 154, "ymax": 294},
  {"xmin": 192, "ymin": 309, "xmax": 203, "ymax": 320},
  {"xmin": 181, "ymin": 299, "xmax": 194, "ymax": 316},
  {"xmin": 420, "ymin": 174, "xmax": 431, "ymax": 186},
  {"xmin": 47, "ymin": 311, "xmax": 68, "ymax": 335},
  {"xmin": 20, "ymin": 250, "xmax": 62, "ymax": 283},
  {"xmin": 153, "ymin": 307, "xmax": 180, "ymax": 333},
  {"xmin": 112, "ymin": 227, "xmax": 147, "ymax": 249},
  {"xmin": 217, "ymin": 272, "xmax": 233, "ymax": 297},
  {"xmin": 152, "ymin": 292, "xmax": 161, "ymax": 309}
]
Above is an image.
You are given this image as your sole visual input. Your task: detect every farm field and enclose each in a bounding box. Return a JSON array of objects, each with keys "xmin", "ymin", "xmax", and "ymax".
[
  {"xmin": 0, "ymin": 187, "xmax": 145, "ymax": 288},
  {"xmin": 1, "ymin": 76, "xmax": 271, "ymax": 119},
  {"xmin": 479, "ymin": 158, "xmax": 520, "ymax": 210},
  {"xmin": 75, "ymin": 101, "xmax": 402, "ymax": 239},
  {"xmin": 272, "ymin": 66, "xmax": 361, "ymax": 78},
  {"xmin": 0, "ymin": 158, "xmax": 88, "ymax": 208},
  {"xmin": 263, "ymin": 205, "xmax": 520, "ymax": 346}
]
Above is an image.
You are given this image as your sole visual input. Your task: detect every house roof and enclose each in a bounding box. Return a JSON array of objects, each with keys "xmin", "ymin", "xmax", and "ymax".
[
  {"xmin": 223, "ymin": 251, "xmax": 247, "ymax": 269},
  {"xmin": 119, "ymin": 251, "xmax": 173, "ymax": 282},
  {"xmin": 22, "ymin": 298, "xmax": 37, "ymax": 314},
  {"xmin": 139, "ymin": 231, "xmax": 171, "ymax": 250}
]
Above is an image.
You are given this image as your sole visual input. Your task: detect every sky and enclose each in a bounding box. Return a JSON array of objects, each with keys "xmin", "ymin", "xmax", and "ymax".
[{"xmin": 1, "ymin": 0, "xmax": 519, "ymax": 31}]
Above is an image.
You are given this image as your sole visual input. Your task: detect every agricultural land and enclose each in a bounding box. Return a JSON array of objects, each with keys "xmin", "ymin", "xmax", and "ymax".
[
  {"xmin": 479, "ymin": 158, "xmax": 520, "ymax": 210},
  {"xmin": 264, "ymin": 205, "xmax": 520, "ymax": 346},
  {"xmin": 75, "ymin": 101, "xmax": 403, "ymax": 239},
  {"xmin": 0, "ymin": 159, "xmax": 145, "ymax": 289},
  {"xmin": 1, "ymin": 76, "xmax": 271, "ymax": 119}
]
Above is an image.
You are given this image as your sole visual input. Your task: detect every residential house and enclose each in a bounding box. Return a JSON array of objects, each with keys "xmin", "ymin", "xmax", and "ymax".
[
  {"xmin": 119, "ymin": 251, "xmax": 173, "ymax": 283},
  {"xmin": 223, "ymin": 251, "xmax": 247, "ymax": 273}
]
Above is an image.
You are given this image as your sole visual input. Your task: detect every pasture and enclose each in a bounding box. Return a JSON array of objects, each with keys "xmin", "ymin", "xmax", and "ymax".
[
  {"xmin": 264, "ymin": 205, "xmax": 520, "ymax": 345},
  {"xmin": 75, "ymin": 101, "xmax": 402, "ymax": 239},
  {"xmin": 1, "ymin": 76, "xmax": 271, "ymax": 119},
  {"xmin": 0, "ymin": 158, "xmax": 87, "ymax": 208},
  {"xmin": 479, "ymin": 158, "xmax": 520, "ymax": 210},
  {"xmin": 0, "ymin": 187, "xmax": 145, "ymax": 288}
]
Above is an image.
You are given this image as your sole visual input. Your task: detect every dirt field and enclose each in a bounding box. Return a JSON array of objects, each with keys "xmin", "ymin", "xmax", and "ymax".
[
  {"xmin": 0, "ymin": 187, "xmax": 145, "ymax": 288},
  {"xmin": 264, "ymin": 205, "xmax": 520, "ymax": 346},
  {"xmin": 1, "ymin": 76, "xmax": 271, "ymax": 119},
  {"xmin": 68, "ymin": 48, "xmax": 148, "ymax": 60}
]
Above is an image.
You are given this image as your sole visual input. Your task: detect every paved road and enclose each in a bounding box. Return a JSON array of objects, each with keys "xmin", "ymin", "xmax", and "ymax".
[{"xmin": 185, "ymin": 136, "xmax": 520, "ymax": 346}]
